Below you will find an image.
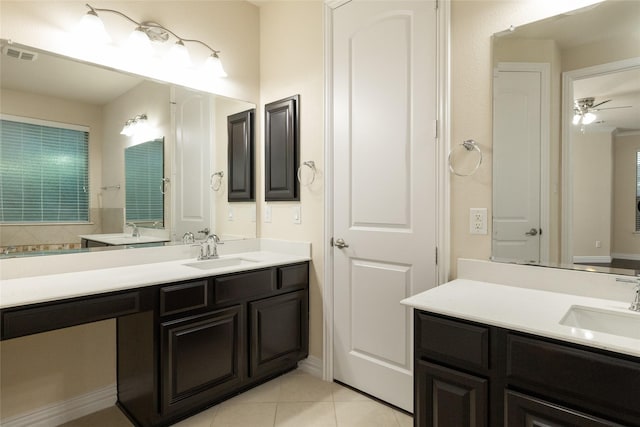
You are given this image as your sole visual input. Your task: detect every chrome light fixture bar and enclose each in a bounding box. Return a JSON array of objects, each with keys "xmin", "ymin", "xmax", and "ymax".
[
  {"xmin": 80, "ymin": 3, "xmax": 227, "ymax": 77},
  {"xmin": 120, "ymin": 114, "xmax": 148, "ymax": 137}
]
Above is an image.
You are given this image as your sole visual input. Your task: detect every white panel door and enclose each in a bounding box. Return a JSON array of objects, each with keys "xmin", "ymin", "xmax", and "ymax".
[
  {"xmin": 332, "ymin": 0, "xmax": 437, "ymax": 412},
  {"xmin": 492, "ymin": 68, "xmax": 543, "ymax": 263},
  {"xmin": 173, "ymin": 87, "xmax": 213, "ymax": 241}
]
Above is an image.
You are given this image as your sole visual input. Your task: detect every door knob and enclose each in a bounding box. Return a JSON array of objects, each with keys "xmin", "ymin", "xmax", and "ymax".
[
  {"xmin": 525, "ymin": 228, "xmax": 538, "ymax": 236},
  {"xmin": 333, "ymin": 238, "xmax": 349, "ymax": 249}
]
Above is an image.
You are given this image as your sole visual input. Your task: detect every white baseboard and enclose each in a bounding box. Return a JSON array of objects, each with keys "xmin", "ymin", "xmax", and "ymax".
[
  {"xmin": 573, "ymin": 255, "xmax": 612, "ymax": 264},
  {"xmin": 298, "ymin": 355, "xmax": 323, "ymax": 378},
  {"xmin": 0, "ymin": 383, "xmax": 116, "ymax": 427},
  {"xmin": 611, "ymin": 252, "xmax": 640, "ymax": 261}
]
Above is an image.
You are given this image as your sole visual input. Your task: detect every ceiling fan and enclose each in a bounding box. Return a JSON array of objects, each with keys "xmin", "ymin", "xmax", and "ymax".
[{"xmin": 573, "ymin": 97, "xmax": 631, "ymax": 126}]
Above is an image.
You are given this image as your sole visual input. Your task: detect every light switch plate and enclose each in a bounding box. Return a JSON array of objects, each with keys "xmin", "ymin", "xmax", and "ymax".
[
  {"xmin": 227, "ymin": 207, "xmax": 234, "ymax": 221},
  {"xmin": 264, "ymin": 205, "xmax": 272, "ymax": 223},
  {"xmin": 470, "ymin": 208, "xmax": 487, "ymax": 235},
  {"xmin": 292, "ymin": 206, "xmax": 301, "ymax": 224}
]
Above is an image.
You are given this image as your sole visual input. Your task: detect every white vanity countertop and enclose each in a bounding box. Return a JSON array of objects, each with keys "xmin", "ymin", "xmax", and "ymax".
[
  {"xmin": 401, "ymin": 279, "xmax": 640, "ymax": 358},
  {"xmin": 0, "ymin": 251, "xmax": 310, "ymax": 310}
]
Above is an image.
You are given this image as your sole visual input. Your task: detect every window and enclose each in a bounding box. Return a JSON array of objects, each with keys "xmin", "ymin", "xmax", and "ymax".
[
  {"xmin": 0, "ymin": 116, "xmax": 89, "ymax": 223},
  {"xmin": 637, "ymin": 151, "xmax": 640, "ymax": 232}
]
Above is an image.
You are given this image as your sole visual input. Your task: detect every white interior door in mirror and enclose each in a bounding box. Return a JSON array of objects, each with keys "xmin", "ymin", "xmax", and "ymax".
[
  {"xmin": 493, "ymin": 63, "xmax": 550, "ymax": 264},
  {"xmin": 173, "ymin": 87, "xmax": 213, "ymax": 241}
]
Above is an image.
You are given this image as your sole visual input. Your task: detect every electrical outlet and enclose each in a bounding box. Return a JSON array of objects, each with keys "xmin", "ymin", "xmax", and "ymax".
[
  {"xmin": 595, "ymin": 240, "xmax": 602, "ymax": 248},
  {"xmin": 470, "ymin": 208, "xmax": 487, "ymax": 235},
  {"xmin": 227, "ymin": 207, "xmax": 234, "ymax": 221}
]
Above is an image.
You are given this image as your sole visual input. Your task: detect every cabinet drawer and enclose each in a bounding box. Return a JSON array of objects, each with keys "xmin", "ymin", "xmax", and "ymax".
[
  {"xmin": 160, "ymin": 280, "xmax": 208, "ymax": 316},
  {"xmin": 506, "ymin": 333, "xmax": 640, "ymax": 425},
  {"xmin": 213, "ymin": 269, "xmax": 276, "ymax": 305},
  {"xmin": 2, "ymin": 291, "xmax": 142, "ymax": 339},
  {"xmin": 278, "ymin": 263, "xmax": 309, "ymax": 290},
  {"xmin": 506, "ymin": 391, "xmax": 622, "ymax": 427},
  {"xmin": 415, "ymin": 311, "xmax": 489, "ymax": 371}
]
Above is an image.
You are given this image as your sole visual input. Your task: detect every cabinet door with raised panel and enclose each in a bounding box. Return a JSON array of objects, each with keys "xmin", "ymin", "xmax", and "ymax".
[
  {"xmin": 161, "ymin": 305, "xmax": 245, "ymax": 414},
  {"xmin": 249, "ymin": 290, "xmax": 308, "ymax": 378},
  {"xmin": 415, "ymin": 360, "xmax": 488, "ymax": 427}
]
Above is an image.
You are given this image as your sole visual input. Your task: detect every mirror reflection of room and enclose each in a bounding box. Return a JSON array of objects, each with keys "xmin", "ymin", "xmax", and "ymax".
[
  {"xmin": 491, "ymin": 0, "xmax": 640, "ymax": 274},
  {"xmin": 0, "ymin": 44, "xmax": 257, "ymax": 257}
]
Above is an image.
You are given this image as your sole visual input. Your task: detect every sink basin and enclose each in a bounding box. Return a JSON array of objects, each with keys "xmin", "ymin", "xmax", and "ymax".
[
  {"xmin": 560, "ymin": 305, "xmax": 640, "ymax": 340},
  {"xmin": 184, "ymin": 257, "xmax": 259, "ymax": 270}
]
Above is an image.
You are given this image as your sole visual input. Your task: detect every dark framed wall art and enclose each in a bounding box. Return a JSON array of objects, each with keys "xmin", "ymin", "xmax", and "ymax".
[
  {"xmin": 227, "ymin": 108, "xmax": 255, "ymax": 202},
  {"xmin": 264, "ymin": 95, "xmax": 300, "ymax": 201}
]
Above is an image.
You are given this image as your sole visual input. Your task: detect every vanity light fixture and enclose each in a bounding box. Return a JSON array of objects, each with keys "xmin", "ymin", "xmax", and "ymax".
[
  {"xmin": 120, "ymin": 114, "xmax": 148, "ymax": 137},
  {"xmin": 78, "ymin": 3, "xmax": 227, "ymax": 78}
]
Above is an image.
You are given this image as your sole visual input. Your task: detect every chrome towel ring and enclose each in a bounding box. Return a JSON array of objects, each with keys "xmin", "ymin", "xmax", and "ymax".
[
  {"xmin": 210, "ymin": 171, "xmax": 224, "ymax": 191},
  {"xmin": 297, "ymin": 161, "xmax": 317, "ymax": 186},
  {"xmin": 448, "ymin": 139, "xmax": 482, "ymax": 177}
]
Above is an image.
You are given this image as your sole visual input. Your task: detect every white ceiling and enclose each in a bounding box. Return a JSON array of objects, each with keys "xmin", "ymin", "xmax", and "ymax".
[{"xmin": 1, "ymin": 43, "xmax": 143, "ymax": 106}]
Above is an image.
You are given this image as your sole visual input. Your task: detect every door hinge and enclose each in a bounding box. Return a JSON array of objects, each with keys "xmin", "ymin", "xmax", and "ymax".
[
  {"xmin": 330, "ymin": 237, "xmax": 334, "ymax": 247},
  {"xmin": 435, "ymin": 0, "xmax": 439, "ymax": 10},
  {"xmin": 433, "ymin": 119, "xmax": 438, "ymax": 139},
  {"xmin": 435, "ymin": 247, "xmax": 438, "ymax": 265}
]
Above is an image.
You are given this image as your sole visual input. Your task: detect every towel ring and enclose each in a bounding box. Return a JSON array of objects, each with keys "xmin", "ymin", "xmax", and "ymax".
[
  {"xmin": 210, "ymin": 171, "xmax": 224, "ymax": 191},
  {"xmin": 297, "ymin": 161, "xmax": 317, "ymax": 186},
  {"xmin": 448, "ymin": 140, "xmax": 482, "ymax": 177},
  {"xmin": 160, "ymin": 178, "xmax": 170, "ymax": 195}
]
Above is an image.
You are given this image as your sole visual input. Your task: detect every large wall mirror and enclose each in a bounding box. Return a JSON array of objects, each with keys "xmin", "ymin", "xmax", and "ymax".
[
  {"xmin": 0, "ymin": 41, "xmax": 257, "ymax": 257},
  {"xmin": 492, "ymin": 0, "xmax": 640, "ymax": 275}
]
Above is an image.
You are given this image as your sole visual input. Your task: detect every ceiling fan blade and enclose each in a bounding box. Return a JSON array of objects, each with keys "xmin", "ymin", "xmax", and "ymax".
[
  {"xmin": 591, "ymin": 105, "xmax": 632, "ymax": 111},
  {"xmin": 591, "ymin": 99, "xmax": 612, "ymax": 108}
]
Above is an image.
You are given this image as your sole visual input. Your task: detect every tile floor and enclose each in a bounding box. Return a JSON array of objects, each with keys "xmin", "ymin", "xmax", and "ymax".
[{"xmin": 60, "ymin": 370, "xmax": 413, "ymax": 427}]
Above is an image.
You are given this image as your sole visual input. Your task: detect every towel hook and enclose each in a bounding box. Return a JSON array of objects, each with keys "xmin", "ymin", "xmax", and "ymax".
[{"xmin": 448, "ymin": 139, "xmax": 482, "ymax": 177}]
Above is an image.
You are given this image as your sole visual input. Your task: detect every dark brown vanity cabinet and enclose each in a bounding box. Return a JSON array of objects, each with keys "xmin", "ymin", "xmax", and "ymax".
[
  {"xmin": 117, "ymin": 262, "xmax": 309, "ymax": 427},
  {"xmin": 414, "ymin": 310, "xmax": 640, "ymax": 427}
]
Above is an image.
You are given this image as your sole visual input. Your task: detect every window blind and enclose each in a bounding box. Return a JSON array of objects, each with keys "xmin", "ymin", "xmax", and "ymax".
[
  {"xmin": 0, "ymin": 118, "xmax": 89, "ymax": 223},
  {"xmin": 125, "ymin": 138, "xmax": 164, "ymax": 224}
]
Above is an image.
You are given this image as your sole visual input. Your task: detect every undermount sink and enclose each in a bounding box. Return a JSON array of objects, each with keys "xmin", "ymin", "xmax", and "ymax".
[
  {"xmin": 560, "ymin": 305, "xmax": 640, "ymax": 340},
  {"xmin": 183, "ymin": 257, "xmax": 259, "ymax": 270}
]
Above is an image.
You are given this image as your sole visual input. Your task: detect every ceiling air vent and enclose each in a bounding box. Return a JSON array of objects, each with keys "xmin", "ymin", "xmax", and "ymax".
[{"xmin": 2, "ymin": 46, "xmax": 38, "ymax": 61}]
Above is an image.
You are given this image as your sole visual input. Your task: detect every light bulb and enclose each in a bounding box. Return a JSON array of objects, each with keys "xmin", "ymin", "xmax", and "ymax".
[
  {"xmin": 168, "ymin": 40, "xmax": 191, "ymax": 67},
  {"xmin": 77, "ymin": 10, "xmax": 111, "ymax": 45},
  {"xmin": 582, "ymin": 112, "xmax": 597, "ymax": 125},
  {"xmin": 120, "ymin": 119, "xmax": 135, "ymax": 136},
  {"xmin": 127, "ymin": 27, "xmax": 152, "ymax": 57},
  {"xmin": 203, "ymin": 53, "xmax": 228, "ymax": 78},
  {"xmin": 572, "ymin": 114, "xmax": 581, "ymax": 125}
]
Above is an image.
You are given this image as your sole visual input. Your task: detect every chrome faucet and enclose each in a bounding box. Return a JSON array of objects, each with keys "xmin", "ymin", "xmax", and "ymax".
[
  {"xmin": 206, "ymin": 234, "xmax": 223, "ymax": 258},
  {"xmin": 195, "ymin": 233, "xmax": 223, "ymax": 260},
  {"xmin": 617, "ymin": 277, "xmax": 640, "ymax": 312},
  {"xmin": 126, "ymin": 222, "xmax": 140, "ymax": 237}
]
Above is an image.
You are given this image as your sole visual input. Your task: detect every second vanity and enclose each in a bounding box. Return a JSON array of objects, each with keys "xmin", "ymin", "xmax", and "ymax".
[
  {"xmin": 0, "ymin": 239, "xmax": 311, "ymax": 427},
  {"xmin": 402, "ymin": 260, "xmax": 640, "ymax": 427}
]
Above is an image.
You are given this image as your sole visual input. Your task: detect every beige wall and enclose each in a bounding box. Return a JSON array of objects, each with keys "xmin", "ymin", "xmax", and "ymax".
[
  {"xmin": 613, "ymin": 132, "xmax": 640, "ymax": 256},
  {"xmin": 571, "ymin": 129, "xmax": 613, "ymax": 259},
  {"xmin": 258, "ymin": 1, "xmax": 325, "ymax": 360}
]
